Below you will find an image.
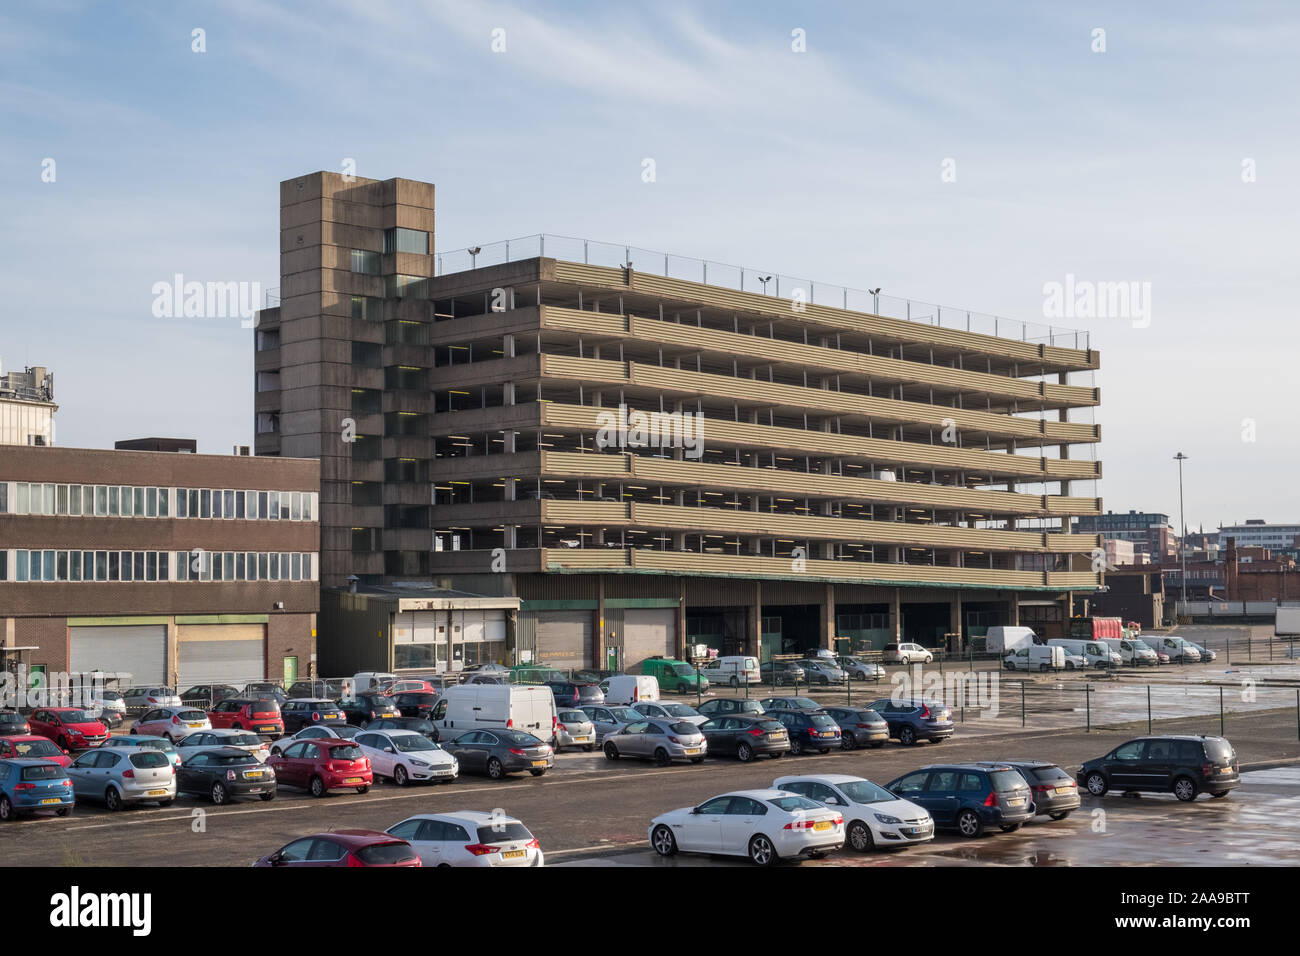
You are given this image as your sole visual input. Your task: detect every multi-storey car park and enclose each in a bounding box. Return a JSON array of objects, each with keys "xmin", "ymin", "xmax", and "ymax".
[{"xmin": 257, "ymin": 172, "xmax": 1103, "ymax": 675}]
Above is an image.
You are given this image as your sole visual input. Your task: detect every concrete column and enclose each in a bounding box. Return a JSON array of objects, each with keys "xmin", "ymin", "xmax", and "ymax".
[
  {"xmin": 748, "ymin": 580, "xmax": 762, "ymax": 657},
  {"xmin": 890, "ymin": 588, "xmax": 902, "ymax": 641},
  {"xmin": 949, "ymin": 593, "xmax": 963, "ymax": 653},
  {"xmin": 819, "ymin": 583, "xmax": 836, "ymax": 650},
  {"xmin": 676, "ymin": 579, "xmax": 687, "ymax": 660},
  {"xmin": 1007, "ymin": 593, "xmax": 1020, "ymax": 625},
  {"xmin": 166, "ymin": 617, "xmax": 179, "ymax": 688},
  {"xmin": 595, "ymin": 575, "xmax": 606, "ymax": 670}
]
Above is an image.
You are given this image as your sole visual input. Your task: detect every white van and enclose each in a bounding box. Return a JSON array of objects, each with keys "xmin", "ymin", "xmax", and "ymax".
[
  {"xmin": 985, "ymin": 626, "xmax": 1037, "ymax": 655},
  {"xmin": 599, "ymin": 675, "xmax": 660, "ymax": 705},
  {"xmin": 1159, "ymin": 636, "xmax": 1202, "ymax": 662},
  {"xmin": 1098, "ymin": 637, "xmax": 1158, "ymax": 666},
  {"xmin": 1047, "ymin": 639, "xmax": 1121, "ymax": 668},
  {"xmin": 353, "ymin": 671, "xmax": 398, "ymax": 693},
  {"xmin": 701, "ymin": 656, "xmax": 761, "ymax": 687},
  {"xmin": 1004, "ymin": 644, "xmax": 1065, "ymax": 672},
  {"xmin": 429, "ymin": 685, "xmax": 557, "ymax": 741}
]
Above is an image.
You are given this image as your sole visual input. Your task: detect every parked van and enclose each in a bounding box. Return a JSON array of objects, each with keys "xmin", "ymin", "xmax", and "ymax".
[
  {"xmin": 1047, "ymin": 639, "xmax": 1121, "ymax": 668},
  {"xmin": 985, "ymin": 626, "xmax": 1037, "ymax": 655},
  {"xmin": 600, "ymin": 675, "xmax": 660, "ymax": 705},
  {"xmin": 1004, "ymin": 644, "xmax": 1065, "ymax": 672},
  {"xmin": 701, "ymin": 656, "xmax": 761, "ymax": 688},
  {"xmin": 429, "ymin": 684, "xmax": 557, "ymax": 741},
  {"xmin": 640, "ymin": 658, "xmax": 708, "ymax": 694},
  {"xmin": 1158, "ymin": 636, "xmax": 1202, "ymax": 662},
  {"xmin": 1098, "ymin": 637, "xmax": 1158, "ymax": 666},
  {"xmin": 352, "ymin": 672, "xmax": 398, "ymax": 694}
]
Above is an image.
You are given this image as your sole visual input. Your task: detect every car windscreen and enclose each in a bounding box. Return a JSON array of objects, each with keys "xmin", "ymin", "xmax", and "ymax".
[
  {"xmin": 990, "ymin": 770, "xmax": 1029, "ymax": 791},
  {"xmin": 128, "ymin": 752, "xmax": 171, "ymax": 769},
  {"xmin": 791, "ymin": 698, "xmax": 819, "ymax": 709},
  {"xmin": 332, "ymin": 726, "xmax": 361, "ymax": 739},
  {"xmin": 661, "ymin": 703, "xmax": 697, "ymax": 717},
  {"xmin": 224, "ymin": 733, "xmax": 262, "ymax": 747},
  {"xmin": 1202, "ymin": 738, "xmax": 1235, "ymax": 762},
  {"xmin": 177, "ymin": 710, "xmax": 208, "ymax": 722},
  {"xmin": 59, "ymin": 710, "xmax": 93, "ymax": 723},
  {"xmin": 11, "ymin": 740, "xmax": 60, "ymax": 757},
  {"xmin": 499, "ymin": 730, "xmax": 543, "ymax": 746},
  {"xmin": 610, "ymin": 708, "xmax": 640, "ymax": 721},
  {"xmin": 133, "ymin": 739, "xmax": 175, "ymax": 752},
  {"xmin": 767, "ymin": 795, "xmax": 823, "ymax": 812},
  {"xmin": 364, "ymin": 695, "xmax": 396, "ymax": 707},
  {"xmin": 837, "ymin": 779, "xmax": 897, "ymax": 804},
  {"xmin": 476, "ymin": 822, "xmax": 533, "ymax": 843},
  {"xmin": 251, "ymin": 700, "xmax": 281, "ymax": 713},
  {"xmin": 558, "ymin": 710, "xmax": 588, "ymax": 723},
  {"xmin": 667, "ymin": 721, "xmax": 700, "ymax": 735},
  {"xmin": 809, "ymin": 713, "xmax": 838, "ymax": 729},
  {"xmin": 212, "ymin": 753, "xmax": 259, "ymax": 766},
  {"xmin": 1029, "ymin": 766, "xmax": 1073, "ymax": 783},
  {"xmin": 391, "ymin": 735, "xmax": 436, "ymax": 752},
  {"xmin": 20, "ymin": 763, "xmax": 64, "ymax": 781},
  {"xmin": 327, "ymin": 744, "xmax": 365, "ymax": 760},
  {"xmin": 671, "ymin": 664, "xmax": 695, "ymax": 676},
  {"xmin": 756, "ymin": 720, "xmax": 785, "ymax": 732},
  {"xmin": 354, "ymin": 842, "xmax": 418, "ymax": 865}
]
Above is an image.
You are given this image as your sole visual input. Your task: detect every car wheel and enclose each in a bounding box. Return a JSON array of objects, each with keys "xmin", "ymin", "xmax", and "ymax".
[
  {"xmin": 841, "ymin": 733, "xmax": 857, "ymax": 751},
  {"xmin": 604, "ymin": 742, "xmax": 620, "ymax": 761},
  {"xmin": 58, "ymin": 735, "xmax": 69, "ymax": 748},
  {"xmin": 0, "ymin": 795, "xmax": 12, "ymax": 821},
  {"xmin": 736, "ymin": 741, "xmax": 755, "ymax": 762},
  {"xmin": 487, "ymin": 758, "xmax": 505, "ymax": 780},
  {"xmin": 999, "ymin": 823, "xmax": 1021, "ymax": 833},
  {"xmin": 56, "ymin": 807, "xmax": 71, "ymax": 817},
  {"xmin": 1173, "ymin": 776, "xmax": 1198, "ymax": 802},
  {"xmin": 356, "ymin": 785, "xmax": 370, "ymax": 794},
  {"xmin": 847, "ymin": 820, "xmax": 874, "ymax": 852},
  {"xmin": 677, "ymin": 683, "xmax": 691, "ymax": 695},
  {"xmin": 1211, "ymin": 791, "xmax": 1230, "ymax": 799},
  {"xmin": 583, "ymin": 744, "xmax": 594, "ymax": 753},
  {"xmin": 1049, "ymin": 810, "xmax": 1071, "ymax": 820},
  {"xmin": 393, "ymin": 765, "xmax": 409, "ymax": 787},
  {"xmin": 748, "ymin": 834, "xmax": 777, "ymax": 866},
  {"xmin": 1084, "ymin": 772, "xmax": 1108, "ymax": 796},
  {"xmin": 105, "ymin": 787, "xmax": 123, "ymax": 812},
  {"xmin": 957, "ymin": 809, "xmax": 983, "ymax": 838},
  {"xmin": 233, "ymin": 723, "xmax": 242, "ymax": 730},
  {"xmin": 308, "ymin": 775, "xmax": 326, "ymax": 798},
  {"xmin": 651, "ymin": 824, "xmax": 678, "ymax": 856},
  {"xmin": 899, "ymin": 727, "xmax": 917, "ymax": 746},
  {"xmin": 260, "ymin": 792, "xmax": 275, "ymax": 801},
  {"xmin": 654, "ymin": 748, "xmax": 671, "ymax": 767},
  {"xmin": 789, "ymin": 737, "xmax": 803, "ymax": 756},
  {"xmin": 270, "ymin": 747, "xmax": 282, "ymax": 756},
  {"xmin": 210, "ymin": 782, "xmax": 229, "ymax": 805},
  {"xmin": 530, "ymin": 768, "xmax": 547, "ymax": 777}
]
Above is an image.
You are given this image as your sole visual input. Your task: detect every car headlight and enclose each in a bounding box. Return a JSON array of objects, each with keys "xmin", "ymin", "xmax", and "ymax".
[
  {"xmin": 411, "ymin": 759, "xmax": 429, "ymax": 768},
  {"xmin": 873, "ymin": 813, "xmax": 902, "ymax": 825}
]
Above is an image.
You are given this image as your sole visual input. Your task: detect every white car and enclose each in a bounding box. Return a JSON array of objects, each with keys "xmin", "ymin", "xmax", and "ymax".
[
  {"xmin": 354, "ymin": 729, "xmax": 458, "ymax": 785},
  {"xmin": 882, "ymin": 643, "xmax": 933, "ymax": 665},
  {"xmin": 132, "ymin": 706, "xmax": 212, "ymax": 742},
  {"xmin": 122, "ymin": 687, "xmax": 183, "ymax": 712},
  {"xmin": 631, "ymin": 700, "xmax": 708, "ymax": 727},
  {"xmin": 649, "ymin": 788, "xmax": 845, "ymax": 866},
  {"xmin": 269, "ymin": 723, "xmax": 361, "ymax": 756},
  {"xmin": 774, "ymin": 773, "xmax": 934, "ymax": 852},
  {"xmin": 176, "ymin": 729, "xmax": 269, "ymax": 763},
  {"xmin": 839, "ymin": 658, "xmax": 885, "ymax": 681},
  {"xmin": 1062, "ymin": 652, "xmax": 1088, "ymax": 670},
  {"xmin": 386, "ymin": 811, "xmax": 543, "ymax": 867}
]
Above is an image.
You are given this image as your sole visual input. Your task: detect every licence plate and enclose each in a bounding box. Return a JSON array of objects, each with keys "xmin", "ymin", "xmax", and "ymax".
[
  {"xmin": 1008, "ymin": 798, "xmax": 1025, "ymax": 806},
  {"xmin": 503, "ymin": 849, "xmax": 526, "ymax": 859},
  {"xmin": 245, "ymin": 771, "xmax": 264, "ymax": 778},
  {"xmin": 1055, "ymin": 786, "xmax": 1072, "ymax": 794},
  {"xmin": 147, "ymin": 789, "xmax": 168, "ymax": 796},
  {"xmin": 532, "ymin": 760, "xmax": 548, "ymax": 767},
  {"xmin": 41, "ymin": 797, "xmax": 62, "ymax": 805},
  {"xmin": 325, "ymin": 714, "xmax": 340, "ymax": 720},
  {"xmin": 769, "ymin": 733, "xmax": 786, "ymax": 739},
  {"xmin": 575, "ymin": 736, "xmax": 590, "ymax": 742},
  {"xmin": 813, "ymin": 821, "xmax": 832, "ymax": 831},
  {"xmin": 685, "ymin": 748, "xmax": 700, "ymax": 755},
  {"xmin": 1223, "ymin": 766, "xmax": 1232, "ymax": 773},
  {"xmin": 258, "ymin": 726, "xmax": 276, "ymax": 733},
  {"xmin": 820, "ymin": 732, "xmax": 835, "ymax": 738},
  {"xmin": 343, "ymin": 777, "xmax": 363, "ymax": 784},
  {"xmin": 188, "ymin": 723, "xmax": 204, "ymax": 728}
]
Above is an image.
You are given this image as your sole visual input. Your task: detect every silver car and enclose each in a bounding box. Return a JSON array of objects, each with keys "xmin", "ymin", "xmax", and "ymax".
[
  {"xmin": 176, "ymin": 729, "xmax": 270, "ymax": 763},
  {"xmin": 800, "ymin": 659, "xmax": 847, "ymax": 684},
  {"xmin": 122, "ymin": 686, "xmax": 182, "ymax": 713},
  {"xmin": 581, "ymin": 704, "xmax": 644, "ymax": 743},
  {"xmin": 632, "ymin": 700, "xmax": 708, "ymax": 727},
  {"xmin": 602, "ymin": 718, "xmax": 707, "ymax": 766},
  {"xmin": 838, "ymin": 658, "xmax": 885, "ymax": 681},
  {"xmin": 67, "ymin": 747, "xmax": 176, "ymax": 810},
  {"xmin": 554, "ymin": 709, "xmax": 597, "ymax": 751}
]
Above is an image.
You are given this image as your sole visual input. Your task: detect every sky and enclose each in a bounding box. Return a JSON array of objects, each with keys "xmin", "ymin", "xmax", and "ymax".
[{"xmin": 2, "ymin": 0, "xmax": 1297, "ymax": 533}]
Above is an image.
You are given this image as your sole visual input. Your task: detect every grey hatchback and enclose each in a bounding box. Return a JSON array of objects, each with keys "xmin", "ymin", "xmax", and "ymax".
[
  {"xmin": 603, "ymin": 719, "xmax": 707, "ymax": 766},
  {"xmin": 974, "ymin": 760, "xmax": 1080, "ymax": 820}
]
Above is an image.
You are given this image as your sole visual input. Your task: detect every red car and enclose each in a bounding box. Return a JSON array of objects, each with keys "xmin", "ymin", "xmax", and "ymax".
[
  {"xmin": 208, "ymin": 698, "xmax": 285, "ymax": 736},
  {"xmin": 266, "ymin": 738, "xmax": 372, "ymax": 797},
  {"xmin": 254, "ymin": 829, "xmax": 420, "ymax": 867},
  {"xmin": 0, "ymin": 735, "xmax": 72, "ymax": 767},
  {"xmin": 27, "ymin": 708, "xmax": 108, "ymax": 750}
]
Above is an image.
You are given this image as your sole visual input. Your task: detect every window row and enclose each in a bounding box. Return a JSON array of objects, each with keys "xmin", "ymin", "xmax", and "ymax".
[
  {"xmin": 2, "ymin": 549, "xmax": 318, "ymax": 583},
  {"xmin": 1, "ymin": 482, "xmax": 317, "ymax": 521}
]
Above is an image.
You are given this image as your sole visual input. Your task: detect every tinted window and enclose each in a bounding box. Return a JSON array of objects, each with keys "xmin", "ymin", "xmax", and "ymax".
[
  {"xmin": 355, "ymin": 842, "xmax": 418, "ymax": 865},
  {"xmin": 1202, "ymin": 738, "xmax": 1234, "ymax": 763},
  {"xmin": 213, "ymin": 753, "xmax": 258, "ymax": 766},
  {"xmin": 20, "ymin": 764, "xmax": 63, "ymax": 781},
  {"xmin": 767, "ymin": 795, "xmax": 823, "ymax": 812},
  {"xmin": 251, "ymin": 700, "xmax": 280, "ymax": 712},
  {"xmin": 328, "ymin": 744, "xmax": 364, "ymax": 760},
  {"xmin": 177, "ymin": 711, "xmax": 208, "ymax": 722},
  {"xmin": 990, "ymin": 770, "xmax": 1028, "ymax": 791},
  {"xmin": 1029, "ymin": 766, "xmax": 1072, "ymax": 783},
  {"xmin": 499, "ymin": 731, "xmax": 543, "ymax": 746},
  {"xmin": 836, "ymin": 779, "xmax": 895, "ymax": 803},
  {"xmin": 809, "ymin": 713, "xmax": 837, "ymax": 729},
  {"xmin": 129, "ymin": 752, "xmax": 170, "ymax": 769},
  {"xmin": 891, "ymin": 772, "xmax": 928, "ymax": 794},
  {"xmin": 476, "ymin": 822, "xmax": 533, "ymax": 842}
]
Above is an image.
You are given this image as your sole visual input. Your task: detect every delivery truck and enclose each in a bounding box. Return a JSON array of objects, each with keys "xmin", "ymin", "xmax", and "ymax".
[{"xmin": 984, "ymin": 626, "xmax": 1038, "ymax": 655}]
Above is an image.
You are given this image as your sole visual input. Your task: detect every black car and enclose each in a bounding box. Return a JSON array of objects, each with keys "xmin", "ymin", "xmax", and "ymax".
[
  {"xmin": 759, "ymin": 661, "xmax": 805, "ymax": 686},
  {"xmin": 177, "ymin": 747, "xmax": 277, "ymax": 804},
  {"xmin": 822, "ymin": 706, "xmax": 889, "ymax": 750},
  {"xmin": 864, "ymin": 697, "xmax": 954, "ymax": 746},
  {"xmin": 0, "ymin": 710, "xmax": 30, "ymax": 736},
  {"xmin": 339, "ymin": 692, "xmax": 400, "ymax": 726},
  {"xmin": 767, "ymin": 709, "xmax": 841, "ymax": 755},
  {"xmin": 700, "ymin": 714, "xmax": 790, "ymax": 761},
  {"xmin": 974, "ymin": 760, "xmax": 1081, "ymax": 820},
  {"xmin": 180, "ymin": 684, "xmax": 241, "ymax": 709},
  {"xmin": 758, "ymin": 696, "xmax": 823, "ymax": 712},
  {"xmin": 697, "ymin": 698, "xmax": 767, "ymax": 719},
  {"xmin": 243, "ymin": 683, "xmax": 288, "ymax": 704},
  {"xmin": 544, "ymin": 681, "xmax": 605, "ymax": 708},
  {"xmin": 1077, "ymin": 735, "xmax": 1240, "ymax": 802},
  {"xmin": 441, "ymin": 729, "xmax": 554, "ymax": 779},
  {"xmin": 885, "ymin": 763, "xmax": 1033, "ymax": 837},
  {"xmin": 363, "ymin": 716, "xmax": 440, "ymax": 742},
  {"xmin": 392, "ymin": 692, "xmax": 440, "ymax": 719},
  {"xmin": 287, "ymin": 679, "xmax": 350, "ymax": 700},
  {"xmin": 280, "ymin": 698, "xmax": 348, "ymax": 734}
]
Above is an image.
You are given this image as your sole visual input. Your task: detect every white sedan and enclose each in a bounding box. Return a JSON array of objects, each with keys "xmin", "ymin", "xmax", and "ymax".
[
  {"xmin": 631, "ymin": 700, "xmax": 708, "ymax": 727},
  {"xmin": 649, "ymin": 788, "xmax": 844, "ymax": 865},
  {"xmin": 354, "ymin": 729, "xmax": 457, "ymax": 785},
  {"xmin": 132, "ymin": 706, "xmax": 212, "ymax": 742},
  {"xmin": 268, "ymin": 723, "xmax": 361, "ymax": 756},
  {"xmin": 176, "ymin": 729, "xmax": 270, "ymax": 763},
  {"xmin": 386, "ymin": 811, "xmax": 543, "ymax": 867},
  {"xmin": 774, "ymin": 773, "xmax": 934, "ymax": 852}
]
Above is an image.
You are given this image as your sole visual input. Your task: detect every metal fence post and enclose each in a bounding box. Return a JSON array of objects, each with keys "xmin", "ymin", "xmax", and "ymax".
[
  {"xmin": 695, "ymin": 664, "xmax": 702, "ymax": 708},
  {"xmin": 1021, "ymin": 680, "xmax": 1026, "ymax": 728},
  {"xmin": 1147, "ymin": 685, "xmax": 1151, "ymax": 734},
  {"xmin": 1220, "ymin": 686, "xmax": 1224, "ymax": 736},
  {"xmin": 1086, "ymin": 684, "xmax": 1091, "ymax": 732}
]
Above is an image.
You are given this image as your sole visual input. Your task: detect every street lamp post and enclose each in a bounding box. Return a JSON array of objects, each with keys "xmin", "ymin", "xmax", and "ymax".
[{"xmin": 1174, "ymin": 453, "xmax": 1189, "ymax": 615}]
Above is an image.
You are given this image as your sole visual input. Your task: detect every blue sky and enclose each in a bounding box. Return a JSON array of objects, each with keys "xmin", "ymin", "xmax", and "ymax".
[{"xmin": 2, "ymin": 0, "xmax": 1297, "ymax": 531}]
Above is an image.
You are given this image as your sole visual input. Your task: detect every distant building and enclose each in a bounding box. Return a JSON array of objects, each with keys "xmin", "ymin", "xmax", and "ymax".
[
  {"xmin": 1218, "ymin": 520, "xmax": 1300, "ymax": 555},
  {"xmin": 1073, "ymin": 510, "xmax": 1177, "ymax": 563},
  {"xmin": 1104, "ymin": 538, "xmax": 1135, "ymax": 567},
  {"xmin": 0, "ymin": 360, "xmax": 56, "ymax": 446}
]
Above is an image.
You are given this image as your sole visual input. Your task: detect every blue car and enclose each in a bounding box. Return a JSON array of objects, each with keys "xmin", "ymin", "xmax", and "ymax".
[
  {"xmin": 0, "ymin": 758, "xmax": 75, "ymax": 821},
  {"xmin": 884, "ymin": 763, "xmax": 1032, "ymax": 838}
]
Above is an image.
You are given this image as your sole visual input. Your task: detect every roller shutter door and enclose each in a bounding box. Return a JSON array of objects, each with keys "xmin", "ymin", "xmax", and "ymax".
[
  {"xmin": 70, "ymin": 625, "xmax": 166, "ymax": 687},
  {"xmin": 177, "ymin": 624, "xmax": 266, "ymax": 687},
  {"xmin": 534, "ymin": 611, "xmax": 592, "ymax": 669},
  {"xmin": 623, "ymin": 609, "xmax": 675, "ymax": 670}
]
